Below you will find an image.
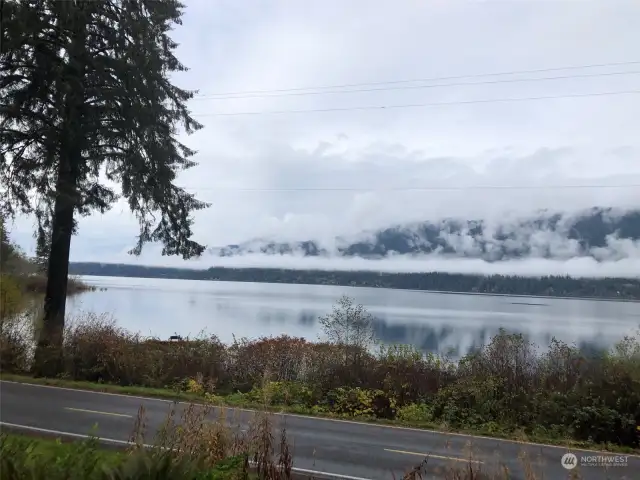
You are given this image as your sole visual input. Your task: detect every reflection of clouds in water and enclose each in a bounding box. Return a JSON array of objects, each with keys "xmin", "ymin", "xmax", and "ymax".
[
  {"xmin": 298, "ymin": 312, "xmax": 316, "ymax": 326},
  {"xmin": 367, "ymin": 318, "xmax": 613, "ymax": 359},
  {"xmin": 69, "ymin": 276, "xmax": 639, "ymax": 359},
  {"xmin": 358, "ymin": 301, "xmax": 639, "ymax": 358},
  {"xmin": 288, "ymin": 308, "xmax": 614, "ymax": 359},
  {"xmin": 258, "ymin": 310, "xmax": 289, "ymax": 325}
]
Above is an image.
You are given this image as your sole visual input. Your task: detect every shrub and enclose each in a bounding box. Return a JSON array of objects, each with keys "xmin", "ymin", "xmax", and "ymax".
[
  {"xmin": 247, "ymin": 381, "xmax": 315, "ymax": 407},
  {"xmin": 227, "ymin": 335, "xmax": 312, "ymax": 389},
  {"xmin": 0, "ymin": 323, "xmax": 30, "ymax": 372},
  {"xmin": 396, "ymin": 403, "xmax": 433, "ymax": 423},
  {"xmin": 326, "ymin": 387, "xmax": 397, "ymax": 419},
  {"xmin": 0, "ymin": 284, "xmax": 32, "ymax": 372},
  {"xmin": 0, "ymin": 273, "xmax": 23, "ymax": 319},
  {"xmin": 0, "ymin": 434, "xmax": 121, "ymax": 479},
  {"xmin": 318, "ymin": 295, "xmax": 375, "ymax": 366}
]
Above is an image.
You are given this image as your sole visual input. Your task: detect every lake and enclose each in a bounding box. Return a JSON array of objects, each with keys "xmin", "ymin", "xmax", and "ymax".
[{"xmin": 67, "ymin": 275, "xmax": 640, "ymax": 358}]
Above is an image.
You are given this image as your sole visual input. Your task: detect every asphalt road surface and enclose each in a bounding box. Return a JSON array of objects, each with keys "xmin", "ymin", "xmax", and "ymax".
[{"xmin": 1, "ymin": 380, "xmax": 638, "ymax": 480}]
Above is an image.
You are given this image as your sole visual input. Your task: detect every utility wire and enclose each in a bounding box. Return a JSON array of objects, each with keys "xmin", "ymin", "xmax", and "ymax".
[
  {"xmin": 191, "ymin": 89, "xmax": 640, "ymax": 117},
  {"xmin": 193, "ymin": 70, "xmax": 640, "ymax": 101},
  {"xmin": 195, "ymin": 60, "xmax": 640, "ymax": 97},
  {"xmin": 182, "ymin": 184, "xmax": 640, "ymax": 192}
]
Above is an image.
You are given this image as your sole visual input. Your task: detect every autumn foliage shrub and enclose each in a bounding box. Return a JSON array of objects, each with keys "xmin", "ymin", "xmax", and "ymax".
[
  {"xmin": 2, "ymin": 301, "xmax": 639, "ymax": 448},
  {"xmin": 59, "ymin": 313, "xmax": 228, "ymax": 388},
  {"xmin": 326, "ymin": 386, "xmax": 396, "ymax": 419}
]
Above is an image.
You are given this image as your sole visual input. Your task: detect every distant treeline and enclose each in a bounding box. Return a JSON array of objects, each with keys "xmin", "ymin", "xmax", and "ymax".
[{"xmin": 68, "ymin": 262, "xmax": 640, "ymax": 300}]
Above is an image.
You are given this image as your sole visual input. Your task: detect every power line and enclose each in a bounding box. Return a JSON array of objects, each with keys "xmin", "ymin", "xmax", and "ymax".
[
  {"xmin": 195, "ymin": 60, "xmax": 640, "ymax": 97},
  {"xmin": 182, "ymin": 184, "xmax": 640, "ymax": 193},
  {"xmin": 191, "ymin": 89, "xmax": 640, "ymax": 117},
  {"xmin": 193, "ymin": 70, "xmax": 640, "ymax": 101}
]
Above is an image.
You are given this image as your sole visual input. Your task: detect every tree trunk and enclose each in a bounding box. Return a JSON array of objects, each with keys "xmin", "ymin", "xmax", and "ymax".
[
  {"xmin": 32, "ymin": 3, "xmax": 86, "ymax": 377},
  {"xmin": 32, "ymin": 167, "xmax": 76, "ymax": 376}
]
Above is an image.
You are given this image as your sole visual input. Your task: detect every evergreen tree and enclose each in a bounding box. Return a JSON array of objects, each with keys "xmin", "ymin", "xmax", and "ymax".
[
  {"xmin": 0, "ymin": 0, "xmax": 209, "ymax": 375},
  {"xmin": 0, "ymin": 214, "xmax": 12, "ymax": 269},
  {"xmin": 34, "ymin": 213, "xmax": 51, "ymax": 274}
]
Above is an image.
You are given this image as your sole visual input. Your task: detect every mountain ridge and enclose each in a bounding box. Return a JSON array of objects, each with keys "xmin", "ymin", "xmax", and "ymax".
[{"xmin": 209, "ymin": 207, "xmax": 640, "ymax": 262}]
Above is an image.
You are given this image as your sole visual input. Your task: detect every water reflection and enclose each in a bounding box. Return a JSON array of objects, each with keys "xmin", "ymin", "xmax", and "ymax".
[{"xmin": 67, "ymin": 276, "xmax": 639, "ymax": 359}]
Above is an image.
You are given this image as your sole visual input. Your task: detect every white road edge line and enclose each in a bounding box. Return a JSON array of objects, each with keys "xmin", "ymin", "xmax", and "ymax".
[
  {"xmin": 0, "ymin": 421, "xmax": 373, "ymax": 480},
  {"xmin": 2, "ymin": 380, "xmax": 639, "ymax": 458},
  {"xmin": 290, "ymin": 467, "xmax": 373, "ymax": 480},
  {"xmin": 0, "ymin": 421, "xmax": 153, "ymax": 448}
]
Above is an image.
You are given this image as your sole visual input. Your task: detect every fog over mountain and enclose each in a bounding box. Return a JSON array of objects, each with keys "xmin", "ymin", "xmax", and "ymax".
[
  {"xmin": 209, "ymin": 207, "xmax": 640, "ymax": 263},
  {"xmin": 7, "ymin": 1, "xmax": 640, "ymax": 282}
]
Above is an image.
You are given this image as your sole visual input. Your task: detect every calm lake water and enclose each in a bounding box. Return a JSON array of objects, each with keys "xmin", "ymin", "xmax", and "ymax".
[{"xmin": 67, "ymin": 275, "xmax": 640, "ymax": 358}]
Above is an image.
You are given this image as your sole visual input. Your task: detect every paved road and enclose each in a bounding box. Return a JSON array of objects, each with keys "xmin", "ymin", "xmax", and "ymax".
[{"xmin": 1, "ymin": 381, "xmax": 638, "ymax": 480}]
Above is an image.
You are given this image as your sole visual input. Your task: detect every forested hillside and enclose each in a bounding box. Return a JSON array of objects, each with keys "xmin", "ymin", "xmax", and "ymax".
[{"xmin": 68, "ymin": 262, "xmax": 640, "ymax": 300}]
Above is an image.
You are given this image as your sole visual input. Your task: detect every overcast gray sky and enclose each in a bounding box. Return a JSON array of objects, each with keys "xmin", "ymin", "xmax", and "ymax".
[{"xmin": 8, "ymin": 0, "xmax": 640, "ymax": 275}]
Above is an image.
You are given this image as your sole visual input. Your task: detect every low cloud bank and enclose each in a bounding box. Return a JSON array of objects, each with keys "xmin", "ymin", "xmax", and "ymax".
[{"xmin": 207, "ymin": 254, "xmax": 640, "ymax": 278}]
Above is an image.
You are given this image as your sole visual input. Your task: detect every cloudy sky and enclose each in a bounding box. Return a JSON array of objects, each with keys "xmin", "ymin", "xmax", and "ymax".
[{"xmin": 8, "ymin": 0, "xmax": 640, "ymax": 275}]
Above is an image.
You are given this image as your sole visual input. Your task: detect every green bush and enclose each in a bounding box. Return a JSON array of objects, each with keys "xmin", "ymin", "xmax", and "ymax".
[
  {"xmin": 0, "ymin": 434, "xmax": 120, "ymax": 480},
  {"xmin": 431, "ymin": 376, "xmax": 508, "ymax": 427},
  {"xmin": 0, "ymin": 275, "xmax": 30, "ymax": 373},
  {"xmin": 0, "ymin": 325, "xmax": 30, "ymax": 373},
  {"xmin": 396, "ymin": 403, "xmax": 433, "ymax": 423},
  {"xmin": 109, "ymin": 453, "xmax": 247, "ymax": 480},
  {"xmin": 325, "ymin": 387, "xmax": 397, "ymax": 419},
  {"xmin": 248, "ymin": 381, "xmax": 316, "ymax": 407},
  {"xmin": 0, "ymin": 434, "xmax": 248, "ymax": 480},
  {"xmin": 0, "ymin": 273, "xmax": 23, "ymax": 319}
]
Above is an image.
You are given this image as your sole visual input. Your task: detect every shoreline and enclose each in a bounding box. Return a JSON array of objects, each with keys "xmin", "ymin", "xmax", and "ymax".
[
  {"xmin": 74, "ymin": 272, "xmax": 640, "ymax": 303},
  {"xmin": 405, "ymin": 287, "xmax": 640, "ymax": 303}
]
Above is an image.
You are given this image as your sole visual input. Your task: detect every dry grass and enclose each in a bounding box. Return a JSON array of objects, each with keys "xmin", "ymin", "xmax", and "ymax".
[
  {"xmin": 19, "ymin": 273, "xmax": 95, "ymax": 296},
  {"xmin": 399, "ymin": 447, "xmax": 570, "ymax": 480},
  {"xmin": 122, "ymin": 397, "xmax": 296, "ymax": 480}
]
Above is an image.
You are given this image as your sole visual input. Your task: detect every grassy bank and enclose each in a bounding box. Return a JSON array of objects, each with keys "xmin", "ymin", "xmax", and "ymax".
[
  {"xmin": 0, "ymin": 435, "xmax": 249, "ymax": 480},
  {"xmin": 1, "ymin": 433, "xmax": 126, "ymax": 476},
  {"xmin": 19, "ymin": 272, "xmax": 95, "ymax": 295},
  {"xmin": 1, "ymin": 269, "xmax": 93, "ymax": 326},
  {"xmin": 2, "ymin": 304, "xmax": 639, "ymax": 454}
]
